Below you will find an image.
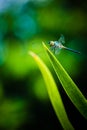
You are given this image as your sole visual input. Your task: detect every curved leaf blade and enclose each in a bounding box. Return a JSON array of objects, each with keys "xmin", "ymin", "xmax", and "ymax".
[{"xmin": 29, "ymin": 51, "xmax": 74, "ymax": 130}]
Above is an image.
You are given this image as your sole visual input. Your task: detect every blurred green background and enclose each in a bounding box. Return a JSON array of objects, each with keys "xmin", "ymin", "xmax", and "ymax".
[{"xmin": 0, "ymin": 0, "xmax": 87, "ymax": 130}]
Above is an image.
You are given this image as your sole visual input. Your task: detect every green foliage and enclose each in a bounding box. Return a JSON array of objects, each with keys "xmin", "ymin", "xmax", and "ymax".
[
  {"xmin": 29, "ymin": 42, "xmax": 87, "ymax": 129},
  {"xmin": 43, "ymin": 42, "xmax": 87, "ymax": 119},
  {"xmin": 29, "ymin": 51, "xmax": 74, "ymax": 130},
  {"xmin": 0, "ymin": 0, "xmax": 87, "ymax": 129}
]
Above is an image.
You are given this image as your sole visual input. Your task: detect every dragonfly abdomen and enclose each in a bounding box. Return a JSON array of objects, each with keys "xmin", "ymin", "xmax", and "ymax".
[{"xmin": 64, "ymin": 46, "xmax": 80, "ymax": 54}]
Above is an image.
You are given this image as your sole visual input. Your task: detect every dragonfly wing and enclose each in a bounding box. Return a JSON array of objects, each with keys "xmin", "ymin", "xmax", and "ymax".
[
  {"xmin": 58, "ymin": 34, "xmax": 65, "ymax": 44},
  {"xmin": 50, "ymin": 46, "xmax": 58, "ymax": 54},
  {"xmin": 50, "ymin": 46, "xmax": 55, "ymax": 51},
  {"xmin": 54, "ymin": 47, "xmax": 61, "ymax": 54},
  {"xmin": 50, "ymin": 44, "xmax": 61, "ymax": 54}
]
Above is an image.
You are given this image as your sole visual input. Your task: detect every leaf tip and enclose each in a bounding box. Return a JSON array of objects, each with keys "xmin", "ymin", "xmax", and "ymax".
[
  {"xmin": 42, "ymin": 41, "xmax": 45, "ymax": 46},
  {"xmin": 28, "ymin": 51, "xmax": 36, "ymax": 58},
  {"xmin": 42, "ymin": 41, "xmax": 48, "ymax": 50}
]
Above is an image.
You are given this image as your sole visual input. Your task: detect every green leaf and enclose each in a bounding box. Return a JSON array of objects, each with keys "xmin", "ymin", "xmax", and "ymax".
[
  {"xmin": 42, "ymin": 42, "xmax": 87, "ymax": 119},
  {"xmin": 29, "ymin": 51, "xmax": 74, "ymax": 130}
]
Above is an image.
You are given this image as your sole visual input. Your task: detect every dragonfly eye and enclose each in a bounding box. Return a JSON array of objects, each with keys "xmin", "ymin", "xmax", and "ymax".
[{"xmin": 48, "ymin": 41, "xmax": 54, "ymax": 46}]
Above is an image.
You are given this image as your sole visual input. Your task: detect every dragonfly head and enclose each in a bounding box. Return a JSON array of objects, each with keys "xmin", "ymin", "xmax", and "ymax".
[{"xmin": 48, "ymin": 41, "xmax": 55, "ymax": 46}]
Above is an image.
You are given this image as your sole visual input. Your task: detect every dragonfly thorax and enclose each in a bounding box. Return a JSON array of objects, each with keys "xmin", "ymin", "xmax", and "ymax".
[{"xmin": 54, "ymin": 41, "xmax": 64, "ymax": 49}]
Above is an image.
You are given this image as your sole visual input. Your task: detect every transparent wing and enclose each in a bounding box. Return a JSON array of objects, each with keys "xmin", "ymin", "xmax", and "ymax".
[
  {"xmin": 58, "ymin": 34, "xmax": 65, "ymax": 44},
  {"xmin": 50, "ymin": 46, "xmax": 55, "ymax": 53},
  {"xmin": 50, "ymin": 46, "xmax": 61, "ymax": 54},
  {"xmin": 55, "ymin": 48, "xmax": 61, "ymax": 54}
]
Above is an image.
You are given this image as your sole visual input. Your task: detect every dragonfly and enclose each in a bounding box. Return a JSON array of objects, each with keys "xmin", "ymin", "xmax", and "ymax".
[{"xmin": 48, "ymin": 35, "xmax": 80, "ymax": 54}]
